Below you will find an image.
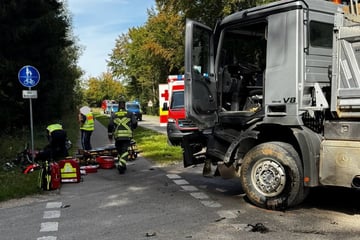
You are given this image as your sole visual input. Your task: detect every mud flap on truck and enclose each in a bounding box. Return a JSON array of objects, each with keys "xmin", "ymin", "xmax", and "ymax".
[{"xmin": 182, "ymin": 132, "xmax": 206, "ymax": 167}]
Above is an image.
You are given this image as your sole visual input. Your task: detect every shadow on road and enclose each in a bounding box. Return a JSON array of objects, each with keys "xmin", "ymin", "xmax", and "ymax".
[{"xmin": 302, "ymin": 187, "xmax": 360, "ymax": 215}]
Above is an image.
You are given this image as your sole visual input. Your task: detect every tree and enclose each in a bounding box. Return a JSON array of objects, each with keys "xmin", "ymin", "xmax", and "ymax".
[
  {"xmin": 83, "ymin": 72, "xmax": 125, "ymax": 107},
  {"xmin": 109, "ymin": 6, "xmax": 185, "ymax": 112},
  {"xmin": 0, "ymin": 0, "xmax": 82, "ymax": 132},
  {"xmin": 107, "ymin": 0, "xmax": 278, "ymax": 114}
]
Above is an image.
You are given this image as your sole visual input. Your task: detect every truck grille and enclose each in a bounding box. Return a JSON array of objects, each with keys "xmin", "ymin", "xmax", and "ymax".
[{"xmin": 178, "ymin": 119, "xmax": 197, "ymax": 129}]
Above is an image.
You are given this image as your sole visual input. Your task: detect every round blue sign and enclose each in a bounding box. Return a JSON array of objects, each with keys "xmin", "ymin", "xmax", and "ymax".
[{"xmin": 18, "ymin": 65, "xmax": 40, "ymax": 88}]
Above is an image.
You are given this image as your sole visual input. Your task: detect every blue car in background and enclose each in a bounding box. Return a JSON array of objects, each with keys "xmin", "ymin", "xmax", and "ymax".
[{"xmin": 126, "ymin": 101, "xmax": 142, "ymax": 121}]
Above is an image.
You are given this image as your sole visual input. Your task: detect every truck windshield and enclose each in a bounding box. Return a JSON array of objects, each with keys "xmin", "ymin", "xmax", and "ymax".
[
  {"xmin": 170, "ymin": 91, "xmax": 184, "ymax": 109},
  {"xmin": 218, "ymin": 22, "xmax": 267, "ymax": 112}
]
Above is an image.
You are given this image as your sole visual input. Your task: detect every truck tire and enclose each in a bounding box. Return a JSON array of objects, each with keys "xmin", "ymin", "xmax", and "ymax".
[
  {"xmin": 271, "ymin": 141, "xmax": 309, "ymax": 206},
  {"xmin": 240, "ymin": 141, "xmax": 306, "ymax": 210}
]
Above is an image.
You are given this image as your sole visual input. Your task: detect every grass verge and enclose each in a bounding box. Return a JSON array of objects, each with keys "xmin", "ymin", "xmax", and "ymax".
[
  {"xmin": 93, "ymin": 111, "xmax": 183, "ymax": 165},
  {"xmin": 0, "ymin": 111, "xmax": 79, "ymax": 202},
  {"xmin": 0, "ymin": 111, "xmax": 183, "ymax": 202},
  {"xmin": 134, "ymin": 127, "xmax": 183, "ymax": 166},
  {"xmin": 0, "ymin": 170, "xmax": 41, "ymax": 202}
]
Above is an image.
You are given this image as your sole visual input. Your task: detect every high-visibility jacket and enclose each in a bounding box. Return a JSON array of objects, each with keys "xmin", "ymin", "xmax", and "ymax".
[
  {"xmin": 80, "ymin": 112, "xmax": 94, "ymax": 131},
  {"xmin": 47, "ymin": 124, "xmax": 63, "ymax": 134},
  {"xmin": 113, "ymin": 110, "xmax": 133, "ymax": 139}
]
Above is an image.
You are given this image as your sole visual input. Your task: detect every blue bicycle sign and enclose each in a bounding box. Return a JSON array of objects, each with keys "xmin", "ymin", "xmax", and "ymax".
[{"xmin": 18, "ymin": 65, "xmax": 40, "ymax": 88}]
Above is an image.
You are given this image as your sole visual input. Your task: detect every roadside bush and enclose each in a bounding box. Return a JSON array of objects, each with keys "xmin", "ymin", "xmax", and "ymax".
[{"xmin": 0, "ymin": 111, "xmax": 79, "ymax": 202}]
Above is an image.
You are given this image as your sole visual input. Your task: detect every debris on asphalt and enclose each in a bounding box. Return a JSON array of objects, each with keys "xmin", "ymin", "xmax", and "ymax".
[
  {"xmin": 245, "ymin": 223, "xmax": 269, "ymax": 233},
  {"xmin": 215, "ymin": 217, "xmax": 226, "ymax": 222},
  {"xmin": 145, "ymin": 232, "xmax": 157, "ymax": 237}
]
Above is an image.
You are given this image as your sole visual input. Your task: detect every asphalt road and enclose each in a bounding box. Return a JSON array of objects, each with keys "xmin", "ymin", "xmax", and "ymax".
[
  {"xmin": 1, "ymin": 115, "xmax": 360, "ymax": 240},
  {"xmin": 137, "ymin": 115, "xmax": 167, "ymax": 135}
]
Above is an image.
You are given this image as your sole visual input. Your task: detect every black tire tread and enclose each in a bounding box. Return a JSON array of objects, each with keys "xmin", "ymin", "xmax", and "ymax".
[{"xmin": 240, "ymin": 141, "xmax": 306, "ymax": 210}]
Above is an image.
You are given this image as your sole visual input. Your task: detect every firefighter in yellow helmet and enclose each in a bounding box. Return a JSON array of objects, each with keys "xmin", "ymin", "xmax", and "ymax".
[
  {"xmin": 37, "ymin": 123, "xmax": 69, "ymax": 161},
  {"xmin": 107, "ymin": 97, "xmax": 137, "ymax": 174}
]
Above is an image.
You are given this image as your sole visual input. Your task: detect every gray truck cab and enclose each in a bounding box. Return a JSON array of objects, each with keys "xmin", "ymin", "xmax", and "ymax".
[{"xmin": 184, "ymin": 0, "xmax": 360, "ymax": 210}]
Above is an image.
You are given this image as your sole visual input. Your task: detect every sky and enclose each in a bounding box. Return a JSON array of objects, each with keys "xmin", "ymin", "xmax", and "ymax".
[{"xmin": 67, "ymin": 0, "xmax": 156, "ymax": 78}]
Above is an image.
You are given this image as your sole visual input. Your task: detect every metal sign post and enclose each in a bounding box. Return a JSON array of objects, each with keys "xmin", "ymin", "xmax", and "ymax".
[
  {"xmin": 18, "ymin": 65, "xmax": 40, "ymax": 162},
  {"xmin": 29, "ymin": 87, "xmax": 35, "ymax": 162}
]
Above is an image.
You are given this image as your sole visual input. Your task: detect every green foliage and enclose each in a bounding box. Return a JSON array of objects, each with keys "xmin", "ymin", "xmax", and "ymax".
[
  {"xmin": 134, "ymin": 127, "xmax": 183, "ymax": 165},
  {"xmin": 108, "ymin": 12, "xmax": 184, "ymax": 114},
  {"xmin": 0, "ymin": 110, "xmax": 79, "ymax": 165},
  {"xmin": 60, "ymin": 111, "xmax": 81, "ymax": 156},
  {"xmin": 0, "ymin": 170, "xmax": 42, "ymax": 202},
  {"xmin": 0, "ymin": 0, "xmax": 82, "ymax": 133},
  {"xmin": 0, "ymin": 110, "xmax": 79, "ymax": 202},
  {"xmin": 107, "ymin": 0, "xmax": 278, "ymax": 114},
  {"xmin": 94, "ymin": 113, "xmax": 183, "ymax": 165},
  {"xmin": 84, "ymin": 73, "xmax": 125, "ymax": 107}
]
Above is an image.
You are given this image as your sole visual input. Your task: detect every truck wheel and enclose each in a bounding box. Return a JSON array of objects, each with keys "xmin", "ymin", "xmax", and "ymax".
[{"xmin": 240, "ymin": 142, "xmax": 306, "ymax": 210}]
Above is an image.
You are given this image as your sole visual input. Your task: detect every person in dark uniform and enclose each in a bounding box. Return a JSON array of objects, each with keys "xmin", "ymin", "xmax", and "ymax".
[{"xmin": 37, "ymin": 123, "xmax": 68, "ymax": 161}]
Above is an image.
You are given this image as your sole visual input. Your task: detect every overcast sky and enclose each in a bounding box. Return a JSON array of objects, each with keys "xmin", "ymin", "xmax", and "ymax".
[{"xmin": 67, "ymin": 0, "xmax": 155, "ymax": 78}]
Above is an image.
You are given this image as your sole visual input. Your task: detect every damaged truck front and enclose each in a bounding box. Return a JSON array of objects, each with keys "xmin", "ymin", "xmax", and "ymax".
[{"xmin": 183, "ymin": 0, "xmax": 360, "ymax": 210}]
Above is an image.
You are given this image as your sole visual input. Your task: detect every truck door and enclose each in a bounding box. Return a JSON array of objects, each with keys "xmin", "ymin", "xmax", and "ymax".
[
  {"xmin": 331, "ymin": 13, "xmax": 360, "ymax": 118},
  {"xmin": 184, "ymin": 19, "xmax": 217, "ymax": 130}
]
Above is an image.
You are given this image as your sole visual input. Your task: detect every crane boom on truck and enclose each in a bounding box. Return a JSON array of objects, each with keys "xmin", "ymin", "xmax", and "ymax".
[{"xmin": 183, "ymin": 0, "xmax": 360, "ymax": 210}]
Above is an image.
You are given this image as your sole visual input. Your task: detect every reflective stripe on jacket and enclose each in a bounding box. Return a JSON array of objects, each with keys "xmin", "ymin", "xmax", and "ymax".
[
  {"xmin": 113, "ymin": 110, "xmax": 132, "ymax": 139},
  {"xmin": 80, "ymin": 113, "xmax": 94, "ymax": 131},
  {"xmin": 47, "ymin": 124, "xmax": 63, "ymax": 133}
]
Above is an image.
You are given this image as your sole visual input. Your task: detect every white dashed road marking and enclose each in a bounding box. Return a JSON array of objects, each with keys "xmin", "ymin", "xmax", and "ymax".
[
  {"xmin": 46, "ymin": 202, "xmax": 62, "ymax": 209},
  {"xmin": 43, "ymin": 210, "xmax": 61, "ymax": 219},
  {"xmin": 37, "ymin": 237, "xmax": 57, "ymax": 240},
  {"xmin": 173, "ymin": 179, "xmax": 189, "ymax": 185},
  {"xmin": 166, "ymin": 174, "xmax": 181, "ymax": 179},
  {"xmin": 180, "ymin": 185, "xmax": 198, "ymax": 191},
  {"xmin": 168, "ymin": 174, "xmax": 222, "ymax": 208},
  {"xmin": 37, "ymin": 202, "xmax": 62, "ymax": 240},
  {"xmin": 200, "ymin": 200, "xmax": 222, "ymax": 208},
  {"xmin": 40, "ymin": 222, "xmax": 58, "ymax": 232},
  {"xmin": 190, "ymin": 192, "xmax": 209, "ymax": 200}
]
